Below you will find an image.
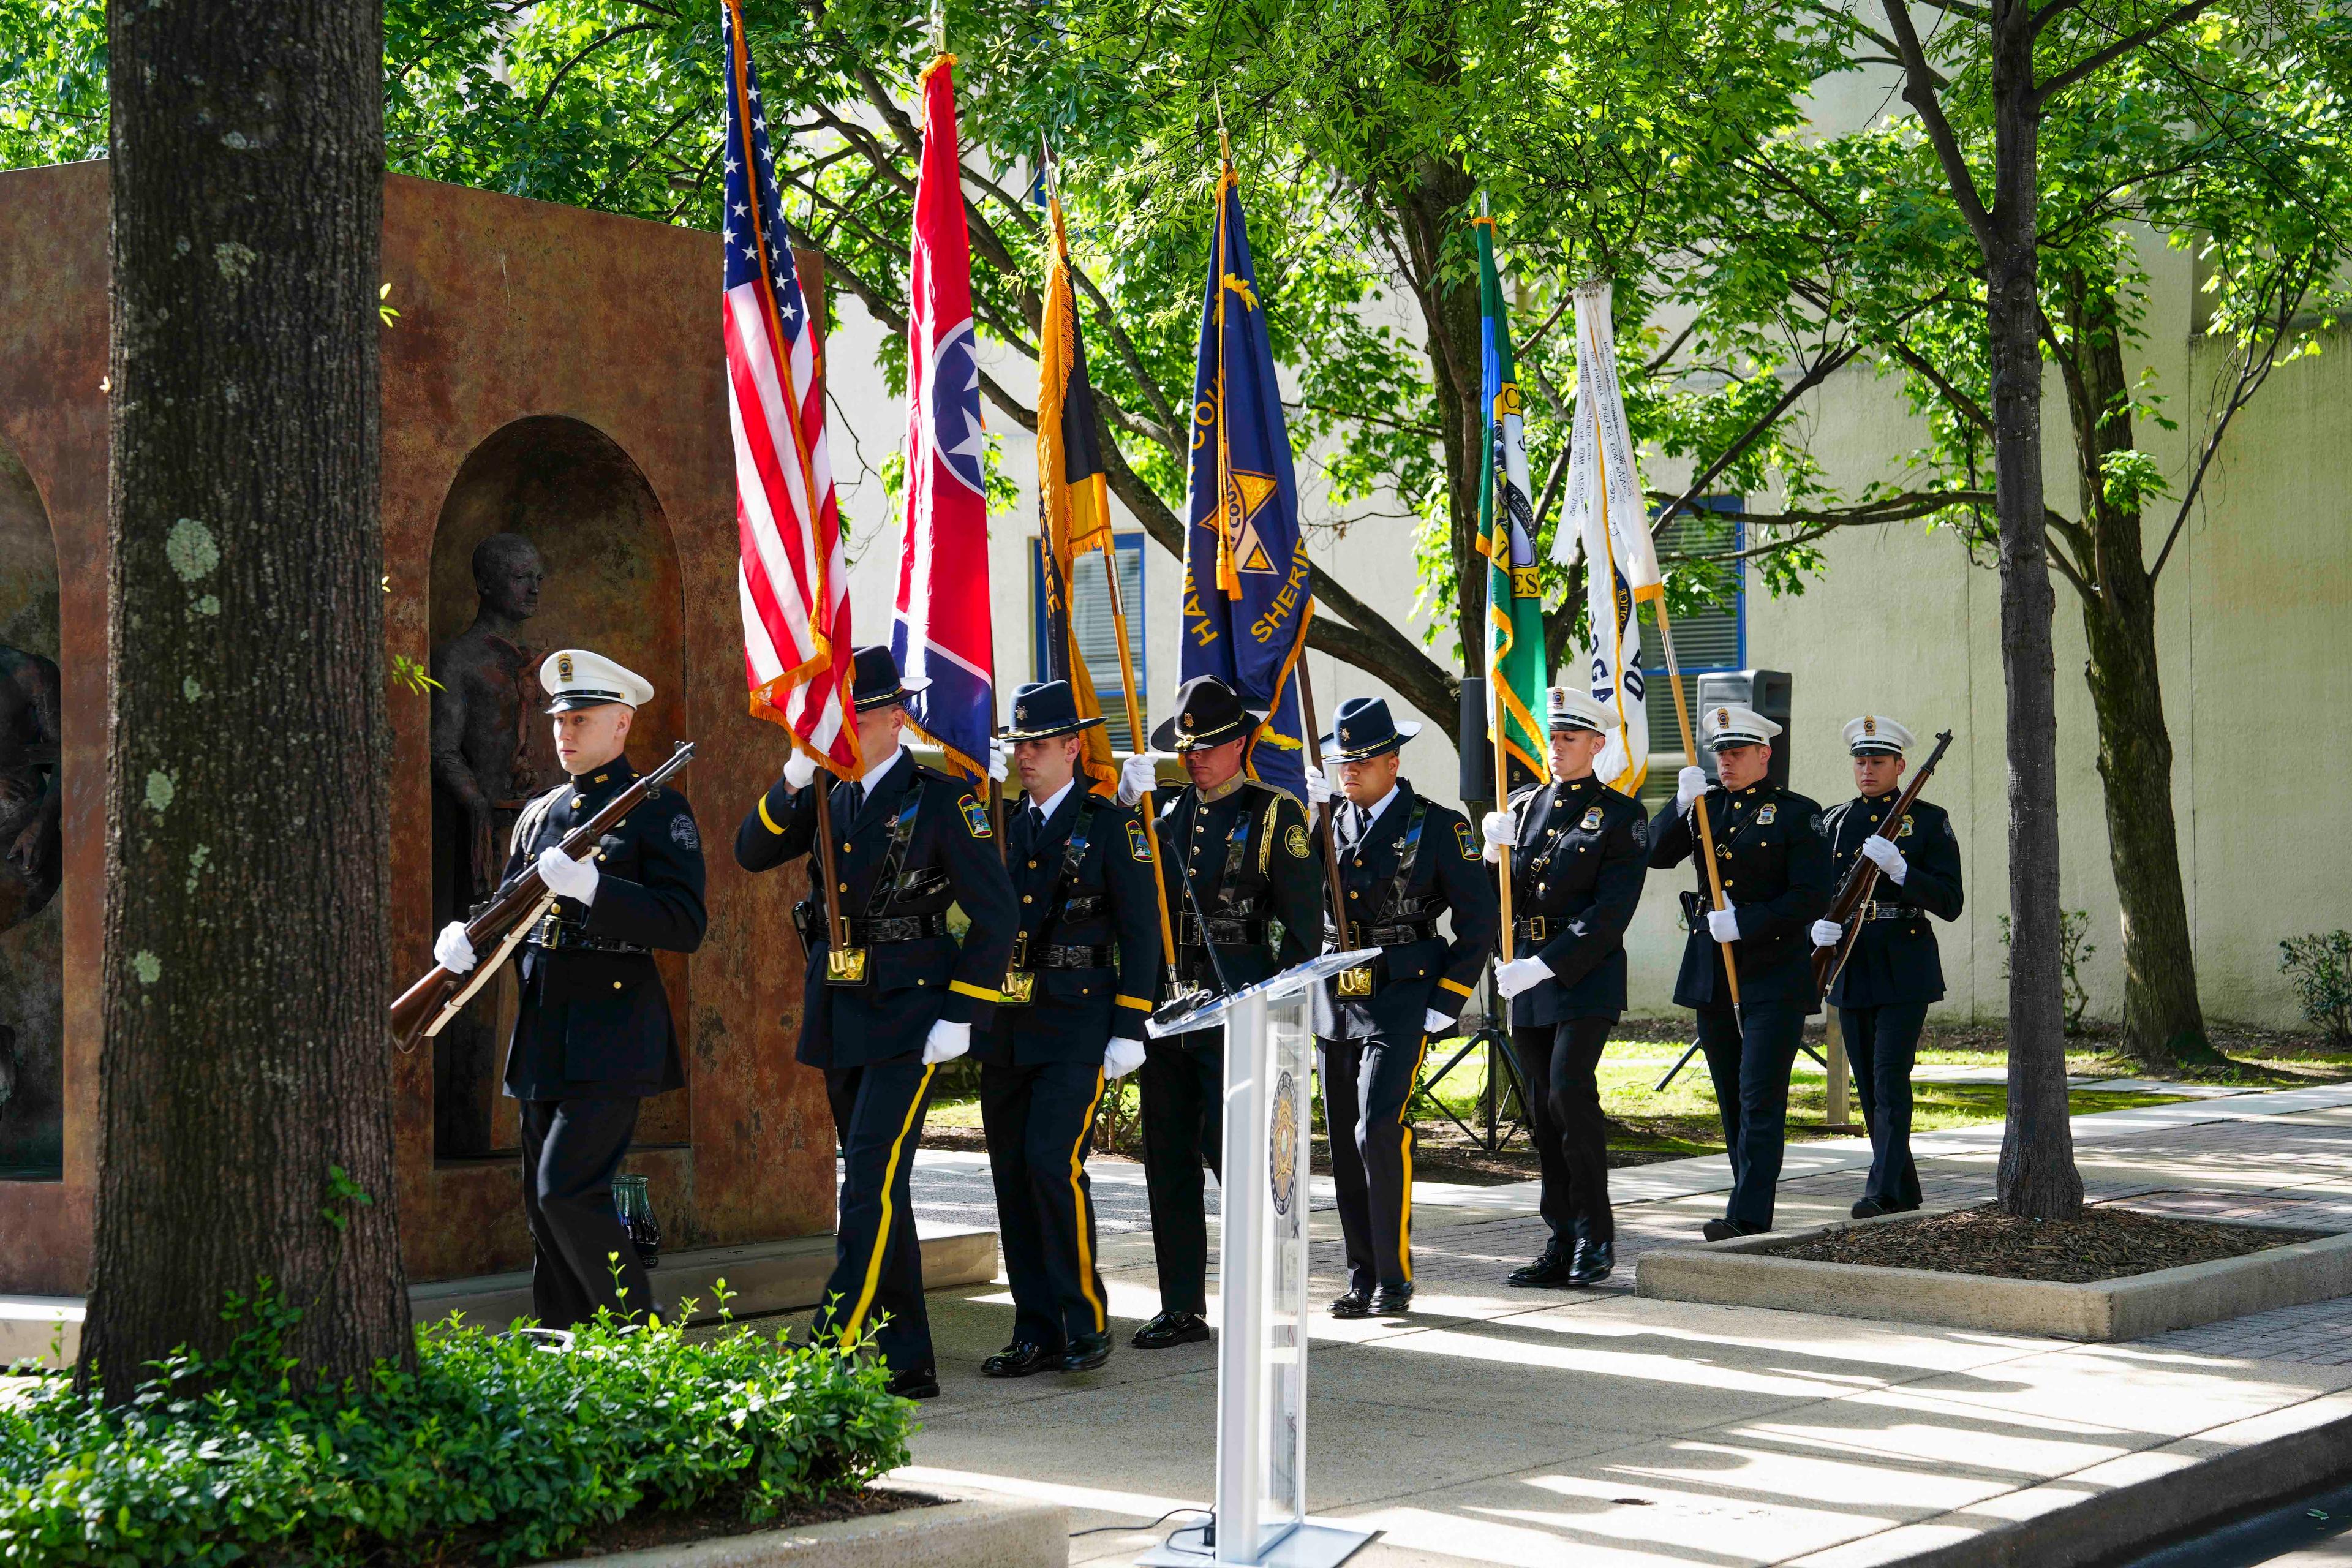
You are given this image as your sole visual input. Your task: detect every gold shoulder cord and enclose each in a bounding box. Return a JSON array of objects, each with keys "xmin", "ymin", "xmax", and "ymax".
[{"xmin": 1259, "ymin": 794, "xmax": 1281, "ymax": 876}]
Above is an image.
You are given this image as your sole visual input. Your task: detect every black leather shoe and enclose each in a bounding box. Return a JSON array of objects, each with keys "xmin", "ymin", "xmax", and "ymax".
[
  {"xmin": 1058, "ymin": 1332, "xmax": 1113, "ymax": 1371},
  {"xmin": 1329, "ymin": 1287, "xmax": 1373, "ymax": 1319},
  {"xmin": 1850, "ymin": 1196, "xmax": 1890, "ymax": 1219},
  {"xmin": 1702, "ymin": 1219, "xmax": 1755, "ymax": 1242},
  {"xmin": 1507, "ymin": 1246, "xmax": 1572, "ymax": 1287},
  {"xmin": 1371, "ymin": 1282, "xmax": 1415, "ymax": 1316},
  {"xmin": 1131, "ymin": 1311, "xmax": 1211, "ymax": 1349},
  {"xmin": 1566, "ymin": 1240, "xmax": 1615, "ymax": 1286},
  {"xmin": 885, "ymin": 1366, "xmax": 941, "ymax": 1400},
  {"xmin": 981, "ymin": 1341, "xmax": 1056, "ymax": 1378}
]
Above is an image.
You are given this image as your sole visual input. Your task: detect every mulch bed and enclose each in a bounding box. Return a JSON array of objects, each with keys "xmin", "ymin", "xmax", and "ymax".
[
  {"xmin": 1765, "ymin": 1203, "xmax": 2329, "ymax": 1284},
  {"xmin": 514, "ymin": 1487, "xmax": 928, "ymax": 1561}
]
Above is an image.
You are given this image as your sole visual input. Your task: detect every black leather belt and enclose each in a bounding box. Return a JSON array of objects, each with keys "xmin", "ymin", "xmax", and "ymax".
[
  {"xmin": 1036, "ymin": 943, "xmax": 1114, "ymax": 969},
  {"xmin": 1180, "ymin": 913, "xmax": 1265, "ymax": 948},
  {"xmin": 528, "ymin": 912, "xmax": 650, "ymax": 956},
  {"xmin": 1327, "ymin": 921, "xmax": 1438, "ymax": 947},
  {"xmin": 1856, "ymin": 901, "xmax": 1924, "ymax": 922},
  {"xmin": 842, "ymin": 911, "xmax": 953, "ymax": 944},
  {"xmin": 1514, "ymin": 915, "xmax": 1570, "ymax": 942}
]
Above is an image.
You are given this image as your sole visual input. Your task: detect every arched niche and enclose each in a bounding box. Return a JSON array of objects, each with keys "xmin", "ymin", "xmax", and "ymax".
[
  {"xmin": 426, "ymin": 417, "xmax": 690, "ymax": 1158},
  {"xmin": 0, "ymin": 442, "xmax": 62, "ymax": 1179}
]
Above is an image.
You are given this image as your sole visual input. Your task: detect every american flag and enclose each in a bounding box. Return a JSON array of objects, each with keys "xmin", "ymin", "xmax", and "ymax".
[{"xmin": 722, "ymin": 0, "xmax": 858, "ymax": 774}]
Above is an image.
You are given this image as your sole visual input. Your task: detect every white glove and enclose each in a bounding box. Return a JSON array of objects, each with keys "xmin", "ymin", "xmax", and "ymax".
[
  {"xmin": 1480, "ymin": 809, "xmax": 1513, "ymax": 864},
  {"xmin": 1117, "ymin": 752, "xmax": 1163, "ymax": 807},
  {"xmin": 1707, "ymin": 907, "xmax": 1741, "ymax": 944},
  {"xmin": 434, "ymin": 921, "xmax": 478, "ymax": 974},
  {"xmin": 1861, "ymin": 834, "xmax": 1907, "ymax": 884},
  {"xmin": 1494, "ymin": 956, "xmax": 1552, "ymax": 998},
  {"xmin": 1104, "ymin": 1037, "xmax": 1147, "ymax": 1080},
  {"xmin": 1423, "ymin": 1008, "xmax": 1454, "ymax": 1036},
  {"xmin": 1305, "ymin": 765, "xmax": 1333, "ymax": 809},
  {"xmin": 1676, "ymin": 765, "xmax": 1708, "ymax": 815},
  {"xmin": 922, "ymin": 1018, "xmax": 971, "ymax": 1065},
  {"xmin": 782, "ymin": 752, "xmax": 820, "ymax": 791},
  {"xmin": 537, "ymin": 846, "xmax": 600, "ymax": 907},
  {"xmin": 987, "ymin": 737, "xmax": 1010, "ymax": 783},
  {"xmin": 1811, "ymin": 919, "xmax": 1844, "ymax": 948}
]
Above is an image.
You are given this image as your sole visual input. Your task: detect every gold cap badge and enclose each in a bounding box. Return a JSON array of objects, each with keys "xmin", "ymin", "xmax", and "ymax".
[{"xmin": 557, "ymin": 653, "xmax": 575, "ymax": 682}]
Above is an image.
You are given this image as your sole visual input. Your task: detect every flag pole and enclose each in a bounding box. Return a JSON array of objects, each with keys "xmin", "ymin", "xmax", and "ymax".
[
  {"xmin": 1651, "ymin": 591, "xmax": 1741, "ymax": 1017},
  {"xmin": 1294, "ymin": 659, "xmax": 1352, "ymax": 955},
  {"xmin": 1479, "ymin": 192, "xmax": 1517, "ymax": 948},
  {"xmin": 814, "ymin": 770, "xmax": 846, "ymax": 949},
  {"xmin": 1101, "ymin": 545, "xmax": 1180, "ymax": 981}
]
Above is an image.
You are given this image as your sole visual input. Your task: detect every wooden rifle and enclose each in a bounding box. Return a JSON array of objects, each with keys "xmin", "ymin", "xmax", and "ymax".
[
  {"xmin": 388, "ymin": 741, "xmax": 696, "ymax": 1053},
  {"xmin": 1811, "ymin": 729, "xmax": 1952, "ymax": 1001}
]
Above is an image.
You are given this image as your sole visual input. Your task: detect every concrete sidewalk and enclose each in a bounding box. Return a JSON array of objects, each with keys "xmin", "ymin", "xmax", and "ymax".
[{"xmin": 899, "ymin": 1082, "xmax": 2352, "ymax": 1567}]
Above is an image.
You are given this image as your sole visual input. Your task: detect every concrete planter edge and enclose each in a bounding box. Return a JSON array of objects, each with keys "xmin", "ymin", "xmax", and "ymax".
[{"xmin": 533, "ymin": 1484, "xmax": 1068, "ymax": 1568}]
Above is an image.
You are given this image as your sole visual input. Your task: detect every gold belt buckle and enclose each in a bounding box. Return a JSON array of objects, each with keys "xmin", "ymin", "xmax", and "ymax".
[
  {"xmin": 535, "ymin": 910, "xmax": 563, "ymax": 947},
  {"xmin": 824, "ymin": 946, "xmax": 870, "ymax": 986},
  {"xmin": 1000, "ymin": 970, "xmax": 1037, "ymax": 1006},
  {"xmin": 1336, "ymin": 963, "xmax": 1374, "ymax": 998}
]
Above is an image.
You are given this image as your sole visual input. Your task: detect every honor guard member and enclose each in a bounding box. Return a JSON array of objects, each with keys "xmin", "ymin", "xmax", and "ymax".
[
  {"xmin": 1113, "ymin": 674, "xmax": 1323, "ymax": 1350},
  {"xmin": 432, "ymin": 649, "xmax": 707, "ymax": 1330},
  {"xmin": 1811, "ymin": 715, "xmax": 1963, "ymax": 1217},
  {"xmin": 1481, "ymin": 687, "xmax": 1650, "ymax": 1287},
  {"xmin": 1308, "ymin": 697, "xmax": 1497, "ymax": 1319},
  {"xmin": 974, "ymin": 680, "xmax": 1161, "ymax": 1378},
  {"xmin": 734, "ymin": 646, "xmax": 1017, "ymax": 1399},
  {"xmin": 1648, "ymin": 703, "xmax": 1833, "ymax": 1238}
]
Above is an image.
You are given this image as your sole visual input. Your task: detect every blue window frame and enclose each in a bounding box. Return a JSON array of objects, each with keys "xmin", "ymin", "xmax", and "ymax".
[{"xmin": 1030, "ymin": 534, "xmax": 1148, "ymax": 750}]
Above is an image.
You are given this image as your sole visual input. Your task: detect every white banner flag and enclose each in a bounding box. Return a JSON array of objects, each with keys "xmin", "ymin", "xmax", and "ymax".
[{"xmin": 1552, "ymin": 281, "xmax": 1658, "ymax": 794}]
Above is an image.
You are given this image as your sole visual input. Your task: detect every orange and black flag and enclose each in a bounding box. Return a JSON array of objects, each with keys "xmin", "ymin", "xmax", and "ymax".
[{"xmin": 1035, "ymin": 189, "xmax": 1125, "ymax": 797}]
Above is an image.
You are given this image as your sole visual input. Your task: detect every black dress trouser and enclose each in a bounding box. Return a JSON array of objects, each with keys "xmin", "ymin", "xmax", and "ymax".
[
  {"xmin": 981, "ymin": 1059, "xmax": 1112, "ymax": 1350},
  {"xmin": 1318, "ymin": 1031, "xmax": 1430, "ymax": 1292},
  {"xmin": 1511, "ymin": 1016, "xmax": 1618, "ymax": 1248},
  {"xmin": 519, "ymin": 1096, "xmax": 652, "ymax": 1329},
  {"xmin": 1695, "ymin": 999, "xmax": 1808, "ymax": 1232},
  {"xmin": 811, "ymin": 1058, "xmax": 938, "ymax": 1375},
  {"xmin": 1139, "ymin": 1030, "xmax": 1223, "ymax": 1318},
  {"xmin": 1839, "ymin": 1001, "xmax": 1930, "ymax": 1210}
]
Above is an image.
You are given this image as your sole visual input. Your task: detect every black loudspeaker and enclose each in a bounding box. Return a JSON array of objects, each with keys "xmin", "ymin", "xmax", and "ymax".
[
  {"xmin": 1458, "ymin": 676, "xmax": 1494, "ymax": 809},
  {"xmin": 1693, "ymin": 669, "xmax": 1792, "ymax": 791}
]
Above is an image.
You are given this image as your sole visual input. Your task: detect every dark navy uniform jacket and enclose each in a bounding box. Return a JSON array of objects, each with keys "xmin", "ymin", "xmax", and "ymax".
[
  {"xmin": 1313, "ymin": 781, "xmax": 1498, "ymax": 1043},
  {"xmin": 735, "ymin": 750, "xmax": 1018, "ymax": 1070},
  {"xmin": 502, "ymin": 758, "xmax": 707, "ymax": 1100},
  {"xmin": 977, "ymin": 785, "xmax": 1163, "ymax": 1068},
  {"xmin": 1504, "ymin": 774, "xmax": 1651, "ymax": 1026},
  {"xmin": 1648, "ymin": 781, "xmax": 1833, "ymax": 1010},
  {"xmin": 1156, "ymin": 776, "xmax": 1324, "ymax": 1005},
  {"xmin": 1822, "ymin": 792, "xmax": 1964, "ymax": 1008}
]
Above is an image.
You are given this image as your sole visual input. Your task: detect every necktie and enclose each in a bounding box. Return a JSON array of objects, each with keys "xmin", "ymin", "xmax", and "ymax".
[{"xmin": 837, "ymin": 780, "xmax": 864, "ymax": 827}]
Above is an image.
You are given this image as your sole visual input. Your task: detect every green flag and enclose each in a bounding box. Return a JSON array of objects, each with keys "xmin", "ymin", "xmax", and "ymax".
[{"xmin": 1474, "ymin": 216, "xmax": 1547, "ymax": 790}]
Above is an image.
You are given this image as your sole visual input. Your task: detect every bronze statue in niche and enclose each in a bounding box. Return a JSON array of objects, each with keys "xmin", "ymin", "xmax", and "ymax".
[
  {"xmin": 0, "ymin": 644, "xmax": 59, "ymax": 1123},
  {"xmin": 429, "ymin": 534, "xmax": 557, "ymax": 1154}
]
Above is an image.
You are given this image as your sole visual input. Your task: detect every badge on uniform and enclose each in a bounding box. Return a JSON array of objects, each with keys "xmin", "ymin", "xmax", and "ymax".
[
  {"xmin": 1127, "ymin": 818, "xmax": 1153, "ymax": 862},
  {"xmin": 1453, "ymin": 820, "xmax": 1477, "ymax": 860},
  {"xmin": 1897, "ymin": 814, "xmax": 1915, "ymax": 838},
  {"xmin": 1580, "ymin": 805, "xmax": 1604, "ymax": 831},
  {"xmin": 960, "ymin": 795, "xmax": 993, "ymax": 839},
  {"xmin": 1336, "ymin": 963, "xmax": 1374, "ymax": 998},
  {"xmin": 824, "ymin": 945, "xmax": 870, "ymax": 986},
  {"xmin": 1001, "ymin": 933, "xmax": 1035, "ymax": 1006},
  {"xmin": 1285, "ymin": 823, "xmax": 1310, "ymax": 859},
  {"xmin": 1756, "ymin": 804, "xmax": 1777, "ymax": 825}
]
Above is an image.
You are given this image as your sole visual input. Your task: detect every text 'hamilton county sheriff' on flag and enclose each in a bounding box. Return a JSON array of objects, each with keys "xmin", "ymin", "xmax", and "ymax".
[
  {"xmin": 1181, "ymin": 162, "xmax": 1311, "ymax": 802},
  {"xmin": 1033, "ymin": 183, "xmax": 1121, "ymax": 798},
  {"xmin": 1473, "ymin": 214, "xmax": 1547, "ymax": 792},
  {"xmin": 891, "ymin": 51, "xmax": 995, "ymax": 785},
  {"xmin": 721, "ymin": 0, "xmax": 858, "ymax": 775}
]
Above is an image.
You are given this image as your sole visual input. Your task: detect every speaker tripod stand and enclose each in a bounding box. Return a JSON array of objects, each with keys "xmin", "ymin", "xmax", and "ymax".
[{"xmin": 1408, "ymin": 965, "xmax": 1528, "ymax": 1153}]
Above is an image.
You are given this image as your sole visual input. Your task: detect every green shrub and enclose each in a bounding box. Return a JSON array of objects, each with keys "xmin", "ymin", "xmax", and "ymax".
[
  {"xmin": 1999, "ymin": 908, "xmax": 2097, "ymax": 1034},
  {"xmin": 0, "ymin": 1281, "xmax": 915, "ymax": 1567},
  {"xmin": 2280, "ymin": 931, "xmax": 2352, "ymax": 1046}
]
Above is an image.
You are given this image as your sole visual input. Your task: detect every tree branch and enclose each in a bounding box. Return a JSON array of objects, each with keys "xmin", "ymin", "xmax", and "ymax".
[
  {"xmin": 2035, "ymin": 0, "xmax": 2230, "ymax": 105},
  {"xmin": 1651, "ymin": 341, "xmax": 1863, "ymax": 534},
  {"xmin": 1880, "ymin": 0, "xmax": 1996, "ymax": 249},
  {"xmin": 528, "ymin": 21, "xmax": 664, "ymax": 121},
  {"xmin": 1885, "ymin": 340, "xmax": 1994, "ymax": 434}
]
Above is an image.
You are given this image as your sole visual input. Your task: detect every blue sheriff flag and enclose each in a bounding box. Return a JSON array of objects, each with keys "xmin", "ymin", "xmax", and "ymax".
[{"xmin": 1182, "ymin": 164, "xmax": 1311, "ymax": 802}]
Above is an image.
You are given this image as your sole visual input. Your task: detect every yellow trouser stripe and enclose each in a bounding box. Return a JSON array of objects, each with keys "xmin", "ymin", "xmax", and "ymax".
[
  {"xmin": 1438, "ymin": 976, "xmax": 1474, "ymax": 998},
  {"xmin": 758, "ymin": 794, "xmax": 785, "ymax": 835},
  {"xmin": 1115, "ymin": 994, "xmax": 1153, "ymax": 1011},
  {"xmin": 948, "ymin": 979, "xmax": 999, "ymax": 1001},
  {"xmin": 1071, "ymin": 1069, "xmax": 1108, "ymax": 1332},
  {"xmin": 840, "ymin": 1063, "xmax": 936, "ymax": 1346},
  {"xmin": 1397, "ymin": 1036, "xmax": 1430, "ymax": 1281}
]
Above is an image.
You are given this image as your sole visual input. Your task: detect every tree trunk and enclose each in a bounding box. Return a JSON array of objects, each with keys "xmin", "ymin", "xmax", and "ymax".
[
  {"xmin": 1986, "ymin": 0, "xmax": 2084, "ymax": 1219},
  {"xmin": 2054, "ymin": 277, "xmax": 2214, "ymax": 1065},
  {"xmin": 86, "ymin": 0, "xmax": 410, "ymax": 1399}
]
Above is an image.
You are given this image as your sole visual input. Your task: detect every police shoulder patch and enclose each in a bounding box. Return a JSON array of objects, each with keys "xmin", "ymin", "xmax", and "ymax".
[
  {"xmin": 1127, "ymin": 818, "xmax": 1152, "ymax": 862},
  {"xmin": 960, "ymin": 795, "xmax": 993, "ymax": 839},
  {"xmin": 1284, "ymin": 823, "xmax": 1310, "ymax": 859},
  {"xmin": 1454, "ymin": 820, "xmax": 1478, "ymax": 860},
  {"xmin": 1630, "ymin": 818, "xmax": 1650, "ymax": 850},
  {"xmin": 669, "ymin": 812, "xmax": 700, "ymax": 851}
]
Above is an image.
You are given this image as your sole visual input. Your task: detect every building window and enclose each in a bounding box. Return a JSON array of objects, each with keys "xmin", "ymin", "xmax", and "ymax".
[
  {"xmin": 1031, "ymin": 535, "xmax": 1148, "ymax": 750},
  {"xmin": 1640, "ymin": 499, "xmax": 1743, "ymax": 784}
]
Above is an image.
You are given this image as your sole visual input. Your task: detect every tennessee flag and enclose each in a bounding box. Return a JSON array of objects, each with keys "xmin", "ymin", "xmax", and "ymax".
[
  {"xmin": 1181, "ymin": 164, "xmax": 1311, "ymax": 802},
  {"xmin": 1035, "ymin": 190, "xmax": 1123, "ymax": 797},
  {"xmin": 891, "ymin": 54, "xmax": 994, "ymax": 783}
]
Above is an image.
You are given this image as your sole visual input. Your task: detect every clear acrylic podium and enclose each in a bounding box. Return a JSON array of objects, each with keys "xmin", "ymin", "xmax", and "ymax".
[{"xmin": 1136, "ymin": 951, "xmax": 1380, "ymax": 1568}]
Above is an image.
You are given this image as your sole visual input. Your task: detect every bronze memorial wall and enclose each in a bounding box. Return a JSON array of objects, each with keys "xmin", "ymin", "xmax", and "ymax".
[{"xmin": 0, "ymin": 164, "xmax": 835, "ymax": 1294}]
